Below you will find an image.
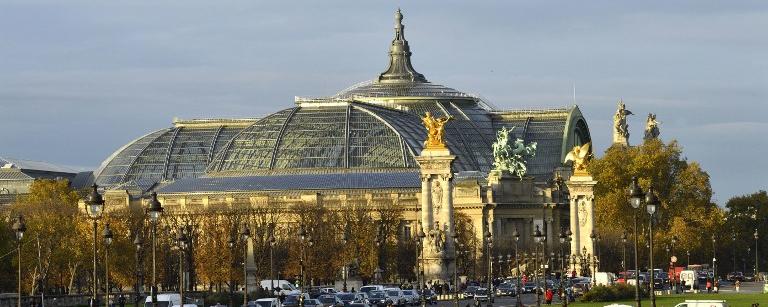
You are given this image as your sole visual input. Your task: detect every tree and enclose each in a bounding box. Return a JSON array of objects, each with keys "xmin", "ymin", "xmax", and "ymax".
[
  {"xmin": 724, "ymin": 191, "xmax": 768, "ymax": 275},
  {"xmin": 588, "ymin": 139, "xmax": 723, "ymax": 272}
]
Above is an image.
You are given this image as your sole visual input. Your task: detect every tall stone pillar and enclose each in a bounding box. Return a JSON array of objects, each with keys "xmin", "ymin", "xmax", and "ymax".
[
  {"xmin": 566, "ymin": 174, "xmax": 597, "ymax": 276},
  {"xmin": 415, "ymin": 147, "xmax": 456, "ymax": 283}
]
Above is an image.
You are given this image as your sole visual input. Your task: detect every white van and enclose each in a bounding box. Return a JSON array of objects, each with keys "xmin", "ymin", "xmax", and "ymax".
[
  {"xmin": 679, "ymin": 270, "xmax": 698, "ymax": 292},
  {"xmin": 673, "ymin": 300, "xmax": 728, "ymax": 307},
  {"xmin": 260, "ymin": 280, "xmax": 300, "ymax": 296},
  {"xmin": 144, "ymin": 293, "xmax": 180, "ymax": 307},
  {"xmin": 595, "ymin": 272, "xmax": 616, "ymax": 286}
]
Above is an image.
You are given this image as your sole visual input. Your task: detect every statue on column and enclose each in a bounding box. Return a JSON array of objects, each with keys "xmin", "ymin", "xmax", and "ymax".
[
  {"xmin": 422, "ymin": 112, "xmax": 453, "ymax": 149},
  {"xmin": 613, "ymin": 100, "xmax": 633, "ymax": 144},
  {"xmin": 491, "ymin": 126, "xmax": 537, "ymax": 179},
  {"xmin": 564, "ymin": 142, "xmax": 592, "ymax": 176},
  {"xmin": 429, "ymin": 223, "xmax": 445, "ymax": 253},
  {"xmin": 644, "ymin": 113, "xmax": 660, "ymax": 140}
]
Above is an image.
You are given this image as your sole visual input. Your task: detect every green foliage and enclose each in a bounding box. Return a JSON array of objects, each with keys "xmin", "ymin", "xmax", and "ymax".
[
  {"xmin": 587, "ymin": 139, "xmax": 722, "ymax": 272},
  {"xmin": 579, "ymin": 283, "xmax": 637, "ymax": 302}
]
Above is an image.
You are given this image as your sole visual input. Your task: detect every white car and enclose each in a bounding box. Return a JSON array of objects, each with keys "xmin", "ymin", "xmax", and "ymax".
[
  {"xmin": 400, "ymin": 290, "xmax": 419, "ymax": 306},
  {"xmin": 384, "ymin": 288, "xmax": 407, "ymax": 307},
  {"xmin": 473, "ymin": 288, "xmax": 490, "ymax": 302},
  {"xmin": 252, "ymin": 298, "xmax": 281, "ymax": 307},
  {"xmin": 146, "ymin": 294, "xmax": 180, "ymax": 307}
]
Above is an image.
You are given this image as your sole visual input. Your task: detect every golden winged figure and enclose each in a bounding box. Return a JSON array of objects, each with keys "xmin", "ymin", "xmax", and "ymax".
[
  {"xmin": 422, "ymin": 112, "xmax": 453, "ymax": 149},
  {"xmin": 564, "ymin": 142, "xmax": 592, "ymax": 175}
]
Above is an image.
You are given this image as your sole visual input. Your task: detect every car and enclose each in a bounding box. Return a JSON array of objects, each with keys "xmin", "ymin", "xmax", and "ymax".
[
  {"xmin": 571, "ymin": 282, "xmax": 589, "ymax": 297},
  {"xmin": 417, "ymin": 289, "xmax": 437, "ymax": 304},
  {"xmin": 463, "ymin": 286, "xmax": 478, "ymax": 298},
  {"xmin": 321, "ymin": 288, "xmax": 338, "ymax": 295},
  {"xmin": 251, "ymin": 298, "xmax": 281, "ymax": 307},
  {"xmin": 473, "ymin": 288, "xmax": 489, "ymax": 302},
  {"xmin": 522, "ymin": 283, "xmax": 536, "ymax": 294},
  {"xmin": 282, "ymin": 294, "xmax": 311, "ymax": 307},
  {"xmin": 366, "ymin": 291, "xmax": 390, "ymax": 307},
  {"xmin": 353, "ymin": 292, "xmax": 369, "ymax": 303},
  {"xmin": 145, "ymin": 293, "xmax": 180, "ymax": 307},
  {"xmin": 348, "ymin": 303, "xmax": 370, "ymax": 307},
  {"xmin": 318, "ymin": 294, "xmax": 344, "ymax": 307},
  {"xmin": 384, "ymin": 288, "xmax": 407, "ymax": 306},
  {"xmin": 400, "ymin": 290, "xmax": 419, "ymax": 305},
  {"xmin": 726, "ymin": 271, "xmax": 744, "ymax": 282},
  {"xmin": 261, "ymin": 280, "xmax": 301, "ymax": 296},
  {"xmin": 495, "ymin": 283, "xmax": 515, "ymax": 297},
  {"xmin": 335, "ymin": 293, "xmax": 356, "ymax": 306},
  {"xmin": 304, "ymin": 299, "xmax": 323, "ymax": 307},
  {"xmin": 359, "ymin": 285, "xmax": 385, "ymax": 295}
]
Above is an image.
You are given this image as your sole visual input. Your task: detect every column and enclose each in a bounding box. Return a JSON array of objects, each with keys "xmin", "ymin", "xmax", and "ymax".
[
  {"xmin": 440, "ymin": 175, "xmax": 453, "ymax": 250},
  {"xmin": 421, "ymin": 175, "xmax": 431, "ymax": 230},
  {"xmin": 585, "ymin": 195, "xmax": 595, "ymax": 256},
  {"xmin": 570, "ymin": 196, "xmax": 580, "ymax": 257}
]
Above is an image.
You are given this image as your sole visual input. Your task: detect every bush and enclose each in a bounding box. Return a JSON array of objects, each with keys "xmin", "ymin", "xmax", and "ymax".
[{"xmin": 579, "ymin": 283, "xmax": 642, "ymax": 302}]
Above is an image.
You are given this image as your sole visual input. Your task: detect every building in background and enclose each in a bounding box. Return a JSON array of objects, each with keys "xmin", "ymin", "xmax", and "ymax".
[{"xmin": 0, "ymin": 156, "xmax": 78, "ymax": 205}]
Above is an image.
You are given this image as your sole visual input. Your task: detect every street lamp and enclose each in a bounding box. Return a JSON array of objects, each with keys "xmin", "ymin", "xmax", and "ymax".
[
  {"xmin": 241, "ymin": 225, "xmax": 251, "ymax": 307},
  {"xmin": 146, "ymin": 192, "xmax": 163, "ymax": 307},
  {"xmin": 269, "ymin": 226, "xmax": 277, "ymax": 295},
  {"xmin": 103, "ymin": 224, "xmax": 113, "ymax": 307},
  {"xmin": 228, "ymin": 231, "xmax": 237, "ymax": 305},
  {"xmin": 686, "ymin": 250, "xmax": 690, "ymax": 267},
  {"xmin": 628, "ymin": 177, "xmax": 644, "ymax": 307},
  {"xmin": 711, "ymin": 234, "xmax": 717, "ymax": 287},
  {"xmin": 671, "ymin": 235, "xmax": 677, "ymax": 293},
  {"xmin": 590, "ymin": 231, "xmax": 597, "ymax": 286},
  {"xmin": 645, "ymin": 186, "xmax": 660, "ymax": 307},
  {"xmin": 533, "ymin": 225, "xmax": 544, "ymax": 307},
  {"xmin": 484, "ymin": 230, "xmax": 493, "ymax": 307},
  {"xmin": 452, "ymin": 231, "xmax": 460, "ymax": 307},
  {"xmin": 621, "ymin": 231, "xmax": 628, "ymax": 272},
  {"xmin": 85, "ymin": 184, "xmax": 105, "ymax": 307},
  {"xmin": 133, "ymin": 233, "xmax": 143, "ymax": 307},
  {"xmin": 177, "ymin": 229, "xmax": 188, "ymax": 306},
  {"xmin": 12, "ymin": 215, "xmax": 26, "ymax": 307},
  {"xmin": 415, "ymin": 227, "xmax": 426, "ymax": 307},
  {"xmin": 558, "ymin": 229, "xmax": 568, "ymax": 307},
  {"xmin": 513, "ymin": 229, "xmax": 521, "ymax": 307},
  {"xmin": 341, "ymin": 227, "xmax": 349, "ymax": 292},
  {"xmin": 298, "ymin": 226, "xmax": 307, "ymax": 307},
  {"xmin": 754, "ymin": 229, "xmax": 759, "ymax": 279}
]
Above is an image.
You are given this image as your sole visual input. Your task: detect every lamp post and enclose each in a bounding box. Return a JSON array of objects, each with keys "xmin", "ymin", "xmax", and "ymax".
[
  {"xmin": 671, "ymin": 235, "xmax": 677, "ymax": 293},
  {"xmin": 558, "ymin": 229, "xmax": 568, "ymax": 307},
  {"xmin": 686, "ymin": 250, "xmax": 690, "ymax": 267},
  {"xmin": 711, "ymin": 234, "xmax": 717, "ymax": 287},
  {"xmin": 228, "ymin": 231, "xmax": 237, "ymax": 305},
  {"xmin": 134, "ymin": 233, "xmax": 143, "ymax": 307},
  {"xmin": 341, "ymin": 227, "xmax": 349, "ymax": 293},
  {"xmin": 754, "ymin": 229, "xmax": 759, "ymax": 279},
  {"xmin": 512, "ymin": 229, "xmax": 521, "ymax": 307},
  {"xmin": 103, "ymin": 224, "xmax": 113, "ymax": 307},
  {"xmin": 628, "ymin": 177, "xmax": 644, "ymax": 307},
  {"xmin": 298, "ymin": 226, "xmax": 307, "ymax": 307},
  {"xmin": 621, "ymin": 231, "xmax": 628, "ymax": 273},
  {"xmin": 241, "ymin": 225, "xmax": 251, "ymax": 307},
  {"xmin": 12, "ymin": 215, "xmax": 26, "ymax": 307},
  {"xmin": 415, "ymin": 227, "xmax": 426, "ymax": 307},
  {"xmin": 645, "ymin": 186, "xmax": 660, "ymax": 307},
  {"xmin": 484, "ymin": 230, "xmax": 493, "ymax": 307},
  {"xmin": 85, "ymin": 184, "xmax": 105, "ymax": 307},
  {"xmin": 269, "ymin": 230, "xmax": 276, "ymax": 295},
  {"xmin": 177, "ymin": 229, "xmax": 188, "ymax": 306},
  {"xmin": 590, "ymin": 231, "xmax": 597, "ymax": 286},
  {"xmin": 533, "ymin": 225, "xmax": 544, "ymax": 307},
  {"xmin": 147, "ymin": 192, "xmax": 163, "ymax": 307},
  {"xmin": 452, "ymin": 231, "xmax": 460, "ymax": 307}
]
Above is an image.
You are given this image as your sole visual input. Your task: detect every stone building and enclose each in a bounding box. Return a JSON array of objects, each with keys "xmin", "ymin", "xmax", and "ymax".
[
  {"xmin": 0, "ymin": 156, "xmax": 78, "ymax": 205},
  {"xmin": 79, "ymin": 10, "xmax": 593, "ymax": 284}
]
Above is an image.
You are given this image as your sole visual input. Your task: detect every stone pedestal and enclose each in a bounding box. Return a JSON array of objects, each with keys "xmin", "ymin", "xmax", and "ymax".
[
  {"xmin": 566, "ymin": 174, "xmax": 597, "ymax": 276},
  {"xmin": 415, "ymin": 147, "xmax": 456, "ymax": 283}
]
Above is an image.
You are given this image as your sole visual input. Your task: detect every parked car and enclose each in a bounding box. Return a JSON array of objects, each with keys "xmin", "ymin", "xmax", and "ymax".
[
  {"xmin": 318, "ymin": 294, "xmax": 344, "ymax": 307},
  {"xmin": 400, "ymin": 290, "xmax": 419, "ymax": 305},
  {"xmin": 251, "ymin": 298, "xmax": 281, "ymax": 307},
  {"xmin": 384, "ymin": 288, "xmax": 407, "ymax": 307},
  {"xmin": 366, "ymin": 291, "xmax": 390, "ymax": 307},
  {"xmin": 463, "ymin": 286, "xmax": 478, "ymax": 298},
  {"xmin": 473, "ymin": 288, "xmax": 489, "ymax": 302},
  {"xmin": 417, "ymin": 289, "xmax": 437, "ymax": 304}
]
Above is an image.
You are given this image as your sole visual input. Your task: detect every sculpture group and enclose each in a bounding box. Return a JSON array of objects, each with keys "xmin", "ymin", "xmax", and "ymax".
[
  {"xmin": 491, "ymin": 126, "xmax": 537, "ymax": 179},
  {"xmin": 421, "ymin": 112, "xmax": 453, "ymax": 149}
]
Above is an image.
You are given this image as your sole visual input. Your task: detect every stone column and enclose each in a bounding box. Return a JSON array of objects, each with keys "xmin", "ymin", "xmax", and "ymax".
[
  {"xmin": 421, "ymin": 175, "xmax": 431, "ymax": 230},
  {"xmin": 566, "ymin": 174, "xmax": 597, "ymax": 277},
  {"xmin": 440, "ymin": 175, "xmax": 453, "ymax": 250},
  {"xmin": 569, "ymin": 196, "xmax": 580, "ymax": 257}
]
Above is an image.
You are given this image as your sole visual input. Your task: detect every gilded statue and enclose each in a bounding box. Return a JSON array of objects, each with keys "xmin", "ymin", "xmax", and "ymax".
[
  {"xmin": 564, "ymin": 142, "xmax": 592, "ymax": 175},
  {"xmin": 644, "ymin": 113, "xmax": 660, "ymax": 140},
  {"xmin": 422, "ymin": 112, "xmax": 453, "ymax": 149},
  {"xmin": 491, "ymin": 126, "xmax": 537, "ymax": 179}
]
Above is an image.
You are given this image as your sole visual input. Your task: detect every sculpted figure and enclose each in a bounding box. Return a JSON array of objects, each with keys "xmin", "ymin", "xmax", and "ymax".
[
  {"xmin": 491, "ymin": 126, "xmax": 537, "ymax": 179},
  {"xmin": 422, "ymin": 112, "xmax": 453, "ymax": 149},
  {"xmin": 614, "ymin": 100, "xmax": 633, "ymax": 139},
  {"xmin": 564, "ymin": 142, "xmax": 592, "ymax": 175},
  {"xmin": 431, "ymin": 223, "xmax": 444, "ymax": 252},
  {"xmin": 644, "ymin": 113, "xmax": 660, "ymax": 140}
]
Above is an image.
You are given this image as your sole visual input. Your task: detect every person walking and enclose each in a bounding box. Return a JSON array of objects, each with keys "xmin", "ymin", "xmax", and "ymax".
[
  {"xmin": 706, "ymin": 279, "xmax": 712, "ymax": 293},
  {"xmin": 735, "ymin": 280, "xmax": 741, "ymax": 292},
  {"xmin": 544, "ymin": 288, "xmax": 553, "ymax": 305}
]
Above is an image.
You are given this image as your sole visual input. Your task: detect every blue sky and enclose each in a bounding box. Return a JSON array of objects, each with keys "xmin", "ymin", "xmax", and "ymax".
[{"xmin": 0, "ymin": 1, "xmax": 765, "ymax": 204}]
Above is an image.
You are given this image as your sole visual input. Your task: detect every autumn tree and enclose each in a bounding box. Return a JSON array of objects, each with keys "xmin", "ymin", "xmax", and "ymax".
[
  {"xmin": 588, "ymin": 139, "xmax": 723, "ymax": 272},
  {"xmin": 723, "ymin": 191, "xmax": 768, "ymax": 275}
]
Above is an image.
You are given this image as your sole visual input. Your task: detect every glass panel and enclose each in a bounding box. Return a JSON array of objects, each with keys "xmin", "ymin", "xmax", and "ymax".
[{"xmin": 273, "ymin": 107, "xmax": 347, "ymax": 168}]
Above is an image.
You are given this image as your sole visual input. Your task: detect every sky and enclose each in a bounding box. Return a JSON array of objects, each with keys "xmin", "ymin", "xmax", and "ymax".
[{"xmin": 0, "ymin": 1, "xmax": 766, "ymax": 204}]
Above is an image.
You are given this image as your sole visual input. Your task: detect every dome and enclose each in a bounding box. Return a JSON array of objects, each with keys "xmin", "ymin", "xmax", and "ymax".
[{"xmin": 93, "ymin": 119, "xmax": 253, "ymax": 188}]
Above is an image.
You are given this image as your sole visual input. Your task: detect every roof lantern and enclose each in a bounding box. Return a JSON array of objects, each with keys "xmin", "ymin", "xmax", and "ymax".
[{"xmin": 377, "ymin": 9, "xmax": 427, "ymax": 83}]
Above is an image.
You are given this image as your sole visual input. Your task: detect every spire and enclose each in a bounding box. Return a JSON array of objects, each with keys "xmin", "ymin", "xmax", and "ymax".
[{"xmin": 377, "ymin": 9, "xmax": 427, "ymax": 83}]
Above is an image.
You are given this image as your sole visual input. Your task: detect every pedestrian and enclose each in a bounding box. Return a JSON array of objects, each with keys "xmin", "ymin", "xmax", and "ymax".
[
  {"xmin": 714, "ymin": 279, "xmax": 719, "ymax": 293},
  {"xmin": 544, "ymin": 288, "xmax": 553, "ymax": 305},
  {"xmin": 735, "ymin": 280, "xmax": 741, "ymax": 292},
  {"xmin": 706, "ymin": 279, "xmax": 712, "ymax": 293},
  {"xmin": 681, "ymin": 280, "xmax": 686, "ymax": 293}
]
